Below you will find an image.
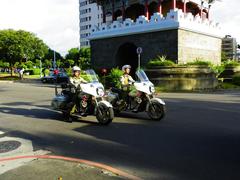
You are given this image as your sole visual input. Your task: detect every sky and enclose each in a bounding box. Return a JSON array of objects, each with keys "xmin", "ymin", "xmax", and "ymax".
[
  {"xmin": 0, "ymin": 0, "xmax": 239, "ymax": 56},
  {"xmin": 0, "ymin": 0, "xmax": 79, "ymax": 56}
]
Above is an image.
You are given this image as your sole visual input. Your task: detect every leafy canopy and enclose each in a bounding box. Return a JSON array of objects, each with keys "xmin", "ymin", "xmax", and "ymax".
[{"xmin": 0, "ymin": 29, "xmax": 48, "ymax": 66}]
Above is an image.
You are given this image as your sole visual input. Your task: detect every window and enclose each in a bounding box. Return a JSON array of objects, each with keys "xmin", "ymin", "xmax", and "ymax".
[{"xmin": 80, "ymin": 1, "xmax": 88, "ymax": 7}]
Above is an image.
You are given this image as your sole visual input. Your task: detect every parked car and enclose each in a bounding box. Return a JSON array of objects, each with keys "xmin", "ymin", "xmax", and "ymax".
[{"xmin": 41, "ymin": 72, "xmax": 69, "ymax": 84}]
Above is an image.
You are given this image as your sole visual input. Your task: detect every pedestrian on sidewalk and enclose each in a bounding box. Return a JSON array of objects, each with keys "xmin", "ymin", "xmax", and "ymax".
[{"xmin": 19, "ymin": 68, "xmax": 24, "ymax": 80}]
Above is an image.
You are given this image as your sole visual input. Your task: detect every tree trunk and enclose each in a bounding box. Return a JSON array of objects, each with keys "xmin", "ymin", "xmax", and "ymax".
[{"xmin": 11, "ymin": 67, "xmax": 13, "ymax": 76}]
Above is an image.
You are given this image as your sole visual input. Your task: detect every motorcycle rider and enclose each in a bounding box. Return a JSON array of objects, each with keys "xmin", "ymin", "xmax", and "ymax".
[
  {"xmin": 69, "ymin": 66, "xmax": 87, "ymax": 88},
  {"xmin": 120, "ymin": 65, "xmax": 140, "ymax": 112},
  {"xmin": 66, "ymin": 66, "xmax": 88, "ymax": 122}
]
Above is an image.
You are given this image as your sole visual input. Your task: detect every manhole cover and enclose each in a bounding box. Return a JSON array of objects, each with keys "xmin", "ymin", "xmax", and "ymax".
[{"xmin": 0, "ymin": 141, "xmax": 21, "ymax": 153}]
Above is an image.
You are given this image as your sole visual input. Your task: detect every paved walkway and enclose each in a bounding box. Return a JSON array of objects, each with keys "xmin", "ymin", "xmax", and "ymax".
[{"xmin": 0, "ymin": 131, "xmax": 140, "ymax": 180}]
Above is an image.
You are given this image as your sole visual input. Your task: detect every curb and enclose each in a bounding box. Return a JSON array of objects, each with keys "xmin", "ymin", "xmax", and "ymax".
[
  {"xmin": 0, "ymin": 155, "xmax": 142, "ymax": 180},
  {"xmin": 0, "ymin": 81, "xmax": 14, "ymax": 83}
]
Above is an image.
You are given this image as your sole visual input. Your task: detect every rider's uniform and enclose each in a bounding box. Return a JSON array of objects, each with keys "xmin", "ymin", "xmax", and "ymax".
[
  {"xmin": 120, "ymin": 74, "xmax": 135, "ymax": 91},
  {"xmin": 69, "ymin": 76, "xmax": 87, "ymax": 88},
  {"xmin": 68, "ymin": 76, "xmax": 88, "ymax": 115}
]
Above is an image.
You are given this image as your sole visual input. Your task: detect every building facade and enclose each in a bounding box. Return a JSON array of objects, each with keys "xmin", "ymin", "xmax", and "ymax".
[
  {"xmin": 79, "ymin": 0, "xmax": 103, "ymax": 47},
  {"xmin": 89, "ymin": 0, "xmax": 223, "ymax": 70},
  {"xmin": 222, "ymin": 35, "xmax": 238, "ymax": 60}
]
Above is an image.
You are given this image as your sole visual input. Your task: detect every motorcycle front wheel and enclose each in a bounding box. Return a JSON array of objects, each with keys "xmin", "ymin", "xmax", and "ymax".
[
  {"xmin": 96, "ymin": 104, "xmax": 114, "ymax": 125},
  {"xmin": 147, "ymin": 100, "xmax": 166, "ymax": 121}
]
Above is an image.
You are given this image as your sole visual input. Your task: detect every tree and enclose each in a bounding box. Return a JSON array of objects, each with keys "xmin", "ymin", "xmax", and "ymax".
[
  {"xmin": 65, "ymin": 59, "xmax": 75, "ymax": 68},
  {"xmin": 44, "ymin": 48, "xmax": 63, "ymax": 60},
  {"xmin": 35, "ymin": 59, "xmax": 41, "ymax": 68},
  {"xmin": 25, "ymin": 60, "xmax": 34, "ymax": 69},
  {"xmin": 0, "ymin": 29, "xmax": 48, "ymax": 76},
  {"xmin": 65, "ymin": 48, "xmax": 80, "ymax": 62},
  {"xmin": 56, "ymin": 60, "xmax": 63, "ymax": 68},
  {"xmin": 65, "ymin": 47, "xmax": 91, "ymax": 69},
  {"xmin": 43, "ymin": 59, "xmax": 52, "ymax": 68},
  {"xmin": 79, "ymin": 47, "xmax": 91, "ymax": 69}
]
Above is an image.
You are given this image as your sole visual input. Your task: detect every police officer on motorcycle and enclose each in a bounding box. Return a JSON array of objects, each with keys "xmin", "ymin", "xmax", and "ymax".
[
  {"xmin": 69, "ymin": 66, "xmax": 87, "ymax": 88},
  {"xmin": 120, "ymin": 65, "xmax": 140, "ymax": 112},
  {"xmin": 66, "ymin": 66, "xmax": 88, "ymax": 122}
]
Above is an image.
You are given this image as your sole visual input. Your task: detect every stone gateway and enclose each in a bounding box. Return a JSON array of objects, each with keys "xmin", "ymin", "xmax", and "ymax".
[{"xmin": 89, "ymin": 0, "xmax": 223, "ymax": 70}]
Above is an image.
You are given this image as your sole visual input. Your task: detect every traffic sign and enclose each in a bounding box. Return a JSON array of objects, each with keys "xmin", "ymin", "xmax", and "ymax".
[{"xmin": 136, "ymin": 47, "xmax": 143, "ymax": 54}]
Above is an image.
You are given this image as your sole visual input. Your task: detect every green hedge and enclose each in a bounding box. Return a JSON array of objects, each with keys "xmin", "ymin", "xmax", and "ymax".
[
  {"xmin": 224, "ymin": 60, "xmax": 240, "ymax": 68},
  {"xmin": 232, "ymin": 75, "xmax": 240, "ymax": 86},
  {"xmin": 185, "ymin": 60, "xmax": 212, "ymax": 66},
  {"xmin": 24, "ymin": 68, "xmax": 41, "ymax": 75},
  {"xmin": 147, "ymin": 55, "xmax": 176, "ymax": 67},
  {"xmin": 105, "ymin": 68, "xmax": 123, "ymax": 88}
]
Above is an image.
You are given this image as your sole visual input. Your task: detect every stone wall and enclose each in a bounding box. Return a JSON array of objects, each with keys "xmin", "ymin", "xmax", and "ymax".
[
  {"xmin": 145, "ymin": 66, "xmax": 218, "ymax": 90},
  {"xmin": 178, "ymin": 29, "xmax": 222, "ymax": 65},
  {"xmin": 90, "ymin": 29, "xmax": 178, "ymax": 69},
  {"xmin": 90, "ymin": 28, "xmax": 222, "ymax": 70}
]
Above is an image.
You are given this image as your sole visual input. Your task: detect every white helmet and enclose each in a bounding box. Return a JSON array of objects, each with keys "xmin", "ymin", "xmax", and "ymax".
[
  {"xmin": 122, "ymin": 65, "xmax": 131, "ymax": 71},
  {"xmin": 72, "ymin": 66, "xmax": 81, "ymax": 71}
]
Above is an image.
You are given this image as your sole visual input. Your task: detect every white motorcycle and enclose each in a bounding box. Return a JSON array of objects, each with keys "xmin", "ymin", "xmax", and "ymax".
[
  {"xmin": 51, "ymin": 69, "xmax": 114, "ymax": 125},
  {"xmin": 107, "ymin": 69, "xmax": 166, "ymax": 121}
]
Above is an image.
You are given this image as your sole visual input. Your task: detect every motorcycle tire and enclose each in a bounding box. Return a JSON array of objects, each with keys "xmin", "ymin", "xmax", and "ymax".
[
  {"xmin": 96, "ymin": 104, "xmax": 114, "ymax": 125},
  {"xmin": 147, "ymin": 100, "xmax": 166, "ymax": 121}
]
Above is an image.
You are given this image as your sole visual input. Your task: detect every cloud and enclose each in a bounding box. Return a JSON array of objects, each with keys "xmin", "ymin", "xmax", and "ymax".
[
  {"xmin": 0, "ymin": 0, "xmax": 79, "ymax": 56},
  {"xmin": 211, "ymin": 0, "xmax": 240, "ymax": 43}
]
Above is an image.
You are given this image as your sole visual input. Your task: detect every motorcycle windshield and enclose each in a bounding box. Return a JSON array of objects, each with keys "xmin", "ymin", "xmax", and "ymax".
[
  {"xmin": 84, "ymin": 69, "xmax": 99, "ymax": 83},
  {"xmin": 136, "ymin": 70, "xmax": 150, "ymax": 82}
]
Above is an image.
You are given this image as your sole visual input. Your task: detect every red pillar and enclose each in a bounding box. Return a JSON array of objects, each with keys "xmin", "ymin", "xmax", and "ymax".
[
  {"xmin": 102, "ymin": 6, "xmax": 106, "ymax": 23},
  {"xmin": 122, "ymin": 0, "xmax": 126, "ymax": 21},
  {"xmin": 158, "ymin": 0, "xmax": 162, "ymax": 15},
  {"xmin": 200, "ymin": 1, "xmax": 203, "ymax": 17},
  {"xmin": 99, "ymin": 1, "xmax": 106, "ymax": 23},
  {"xmin": 200, "ymin": 8, "xmax": 203, "ymax": 17},
  {"xmin": 112, "ymin": 0, "xmax": 115, "ymax": 21},
  {"xmin": 183, "ymin": 0, "xmax": 187, "ymax": 13},
  {"xmin": 145, "ymin": 0, "xmax": 149, "ymax": 19},
  {"xmin": 172, "ymin": 0, "xmax": 176, "ymax": 9}
]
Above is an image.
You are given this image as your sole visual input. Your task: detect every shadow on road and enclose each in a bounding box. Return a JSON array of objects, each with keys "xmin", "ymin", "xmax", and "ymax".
[
  {"xmin": 1, "ymin": 97, "xmax": 240, "ymax": 179},
  {"xmin": 0, "ymin": 106, "xmax": 63, "ymax": 121}
]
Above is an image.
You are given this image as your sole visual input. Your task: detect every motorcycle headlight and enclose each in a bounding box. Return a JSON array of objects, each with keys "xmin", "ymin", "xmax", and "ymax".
[
  {"xmin": 149, "ymin": 86, "xmax": 155, "ymax": 93},
  {"xmin": 97, "ymin": 88, "xmax": 105, "ymax": 97}
]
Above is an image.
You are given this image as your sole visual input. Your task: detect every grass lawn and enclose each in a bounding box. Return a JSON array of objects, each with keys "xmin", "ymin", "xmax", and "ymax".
[
  {"xmin": 24, "ymin": 75, "xmax": 41, "ymax": 79},
  {"xmin": 0, "ymin": 73, "xmax": 41, "ymax": 80}
]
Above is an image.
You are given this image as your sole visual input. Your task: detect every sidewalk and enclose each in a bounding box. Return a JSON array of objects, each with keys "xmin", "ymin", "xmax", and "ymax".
[
  {"xmin": 0, "ymin": 158, "xmax": 123, "ymax": 180},
  {"xmin": 0, "ymin": 132, "xmax": 140, "ymax": 180}
]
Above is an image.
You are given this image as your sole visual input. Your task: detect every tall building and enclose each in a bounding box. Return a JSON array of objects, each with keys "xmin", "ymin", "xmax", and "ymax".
[
  {"xmin": 222, "ymin": 35, "xmax": 238, "ymax": 60},
  {"xmin": 79, "ymin": 0, "xmax": 103, "ymax": 47},
  {"xmin": 89, "ymin": 0, "xmax": 223, "ymax": 71}
]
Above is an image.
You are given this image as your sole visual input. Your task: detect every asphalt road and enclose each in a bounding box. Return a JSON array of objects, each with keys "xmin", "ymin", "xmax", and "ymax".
[{"xmin": 0, "ymin": 81, "xmax": 240, "ymax": 180}]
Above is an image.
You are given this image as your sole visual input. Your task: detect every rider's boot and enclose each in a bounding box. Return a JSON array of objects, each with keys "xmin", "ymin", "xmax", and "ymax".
[
  {"xmin": 132, "ymin": 97, "xmax": 142, "ymax": 113},
  {"xmin": 65, "ymin": 104, "xmax": 76, "ymax": 123}
]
